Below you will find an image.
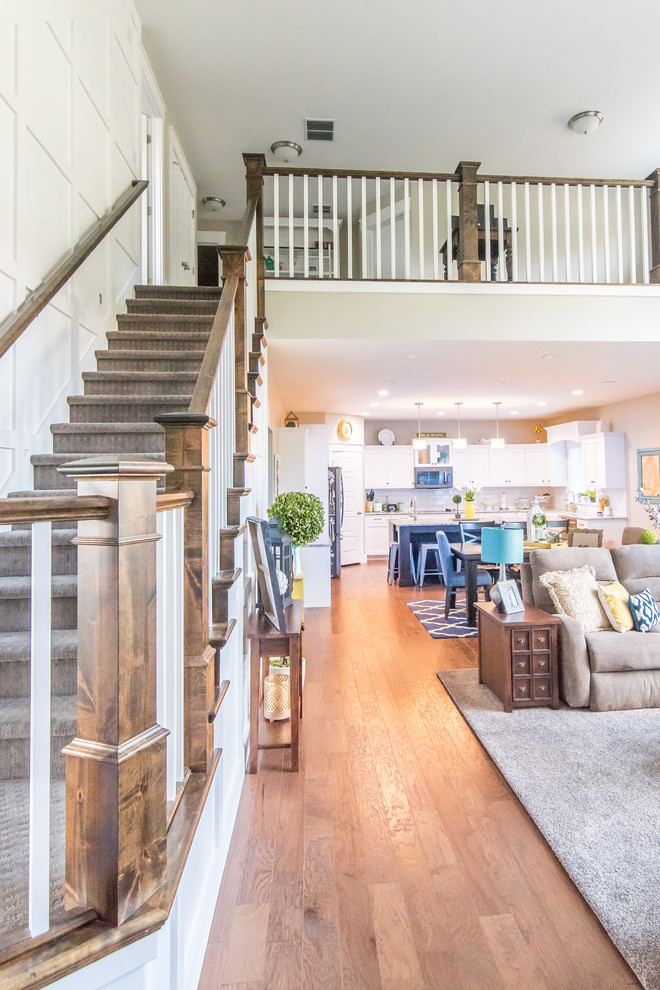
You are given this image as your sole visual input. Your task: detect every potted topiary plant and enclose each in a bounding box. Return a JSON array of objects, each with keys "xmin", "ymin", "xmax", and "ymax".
[
  {"xmin": 269, "ymin": 491, "xmax": 324, "ymax": 547},
  {"xmin": 452, "ymin": 493, "xmax": 462, "ymax": 519}
]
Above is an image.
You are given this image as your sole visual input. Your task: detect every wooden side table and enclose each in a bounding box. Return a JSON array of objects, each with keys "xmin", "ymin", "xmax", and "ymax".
[
  {"xmin": 246, "ymin": 599, "xmax": 304, "ymax": 772},
  {"xmin": 476, "ymin": 602, "xmax": 561, "ymax": 712}
]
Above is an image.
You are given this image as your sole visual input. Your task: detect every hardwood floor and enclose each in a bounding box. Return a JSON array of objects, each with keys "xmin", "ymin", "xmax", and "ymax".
[{"xmin": 198, "ymin": 561, "xmax": 641, "ymax": 989}]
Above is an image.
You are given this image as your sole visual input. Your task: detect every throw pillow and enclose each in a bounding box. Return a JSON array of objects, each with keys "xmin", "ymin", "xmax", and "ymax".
[
  {"xmin": 627, "ymin": 589, "xmax": 660, "ymax": 632},
  {"xmin": 538, "ymin": 565, "xmax": 609, "ymax": 632},
  {"xmin": 597, "ymin": 581, "xmax": 634, "ymax": 633}
]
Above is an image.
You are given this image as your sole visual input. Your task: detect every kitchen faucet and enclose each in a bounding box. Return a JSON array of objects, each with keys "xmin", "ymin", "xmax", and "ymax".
[{"xmin": 565, "ymin": 490, "xmax": 576, "ymax": 510}]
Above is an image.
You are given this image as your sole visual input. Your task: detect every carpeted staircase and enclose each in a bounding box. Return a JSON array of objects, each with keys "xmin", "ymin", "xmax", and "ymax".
[{"xmin": 0, "ymin": 284, "xmax": 235, "ymax": 782}]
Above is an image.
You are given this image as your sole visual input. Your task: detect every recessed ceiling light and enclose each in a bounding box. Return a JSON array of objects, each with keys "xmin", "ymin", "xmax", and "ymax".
[
  {"xmin": 406, "ymin": 354, "xmax": 418, "ymax": 359},
  {"xmin": 542, "ymin": 354, "xmax": 559, "ymax": 360},
  {"xmin": 436, "ymin": 410, "xmax": 445, "ymax": 415},
  {"xmin": 537, "ymin": 401, "xmax": 547, "ymax": 407},
  {"xmin": 572, "ymin": 389, "xmax": 584, "ymax": 395},
  {"xmin": 361, "ymin": 411, "xmax": 369, "ymax": 416},
  {"xmin": 510, "ymin": 410, "xmax": 519, "ymax": 415},
  {"xmin": 377, "ymin": 390, "xmax": 389, "ymax": 396},
  {"xmin": 601, "ymin": 380, "xmax": 616, "ymax": 384}
]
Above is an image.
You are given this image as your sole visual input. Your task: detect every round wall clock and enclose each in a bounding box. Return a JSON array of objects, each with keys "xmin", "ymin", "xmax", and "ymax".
[{"xmin": 337, "ymin": 419, "xmax": 353, "ymax": 441}]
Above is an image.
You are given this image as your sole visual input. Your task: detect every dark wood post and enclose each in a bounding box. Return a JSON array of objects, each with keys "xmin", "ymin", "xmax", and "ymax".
[
  {"xmin": 219, "ymin": 245, "xmax": 251, "ymax": 456},
  {"xmin": 456, "ymin": 161, "xmax": 482, "ymax": 282},
  {"xmin": 153, "ymin": 413, "xmax": 216, "ymax": 773},
  {"xmin": 243, "ymin": 153, "xmax": 266, "ymax": 319},
  {"xmin": 647, "ymin": 169, "xmax": 660, "ymax": 283},
  {"xmin": 60, "ymin": 456, "xmax": 171, "ymax": 926}
]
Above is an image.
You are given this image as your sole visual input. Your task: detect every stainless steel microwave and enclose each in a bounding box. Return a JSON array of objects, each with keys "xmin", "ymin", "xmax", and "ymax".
[{"xmin": 414, "ymin": 466, "xmax": 454, "ymax": 489}]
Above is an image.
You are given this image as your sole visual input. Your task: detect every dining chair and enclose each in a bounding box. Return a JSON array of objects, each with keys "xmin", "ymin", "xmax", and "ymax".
[
  {"xmin": 436, "ymin": 532, "xmax": 494, "ymax": 619},
  {"xmin": 459, "ymin": 522, "xmax": 482, "ymax": 544},
  {"xmin": 546, "ymin": 519, "xmax": 570, "ymax": 536}
]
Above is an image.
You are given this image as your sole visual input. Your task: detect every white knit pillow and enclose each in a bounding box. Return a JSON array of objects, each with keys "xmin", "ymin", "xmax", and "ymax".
[{"xmin": 538, "ymin": 564, "xmax": 609, "ymax": 632}]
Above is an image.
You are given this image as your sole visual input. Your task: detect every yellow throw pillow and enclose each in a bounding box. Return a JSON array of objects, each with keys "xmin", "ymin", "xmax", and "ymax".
[{"xmin": 597, "ymin": 581, "xmax": 634, "ymax": 633}]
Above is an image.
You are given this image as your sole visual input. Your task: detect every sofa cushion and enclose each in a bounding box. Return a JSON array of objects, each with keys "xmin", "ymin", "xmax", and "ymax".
[
  {"xmin": 611, "ymin": 545, "xmax": 660, "ymax": 599},
  {"xmin": 529, "ymin": 547, "xmax": 617, "ymax": 614},
  {"xmin": 585, "ymin": 625, "xmax": 660, "ymax": 672},
  {"xmin": 538, "ymin": 565, "xmax": 609, "ymax": 632},
  {"xmin": 597, "ymin": 581, "xmax": 634, "ymax": 632},
  {"xmin": 628, "ymin": 589, "xmax": 660, "ymax": 632}
]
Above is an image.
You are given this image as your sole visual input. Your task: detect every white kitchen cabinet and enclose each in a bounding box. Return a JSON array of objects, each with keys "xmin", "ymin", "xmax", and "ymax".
[
  {"xmin": 277, "ymin": 426, "xmax": 329, "ymax": 541},
  {"xmin": 452, "ymin": 445, "xmax": 491, "ymax": 487},
  {"xmin": 364, "ymin": 445, "xmax": 413, "ymax": 488},
  {"xmin": 364, "ymin": 515, "xmax": 391, "ymax": 556},
  {"xmin": 489, "ymin": 447, "xmax": 526, "ymax": 486},
  {"xmin": 523, "ymin": 443, "xmax": 567, "ymax": 487},
  {"xmin": 581, "ymin": 433, "xmax": 626, "ymax": 490}
]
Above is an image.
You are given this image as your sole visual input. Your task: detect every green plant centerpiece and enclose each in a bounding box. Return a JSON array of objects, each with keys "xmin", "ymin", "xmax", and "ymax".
[
  {"xmin": 640, "ymin": 529, "xmax": 658, "ymax": 545},
  {"xmin": 268, "ymin": 491, "xmax": 324, "ymax": 547}
]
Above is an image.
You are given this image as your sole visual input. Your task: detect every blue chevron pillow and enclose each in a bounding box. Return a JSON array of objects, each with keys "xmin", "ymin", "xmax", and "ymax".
[{"xmin": 628, "ymin": 589, "xmax": 660, "ymax": 632}]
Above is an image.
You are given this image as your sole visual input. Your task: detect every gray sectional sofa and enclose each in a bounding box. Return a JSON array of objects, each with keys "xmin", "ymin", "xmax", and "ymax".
[{"xmin": 521, "ymin": 545, "xmax": 660, "ymax": 711}]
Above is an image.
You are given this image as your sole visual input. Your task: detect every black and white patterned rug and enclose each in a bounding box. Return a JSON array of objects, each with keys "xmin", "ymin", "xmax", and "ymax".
[{"xmin": 406, "ymin": 600, "xmax": 477, "ymax": 638}]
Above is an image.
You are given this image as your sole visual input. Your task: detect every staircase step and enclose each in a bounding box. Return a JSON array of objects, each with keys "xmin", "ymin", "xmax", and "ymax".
[
  {"xmin": 0, "ymin": 528, "xmax": 77, "ymax": 575},
  {"xmin": 82, "ymin": 371, "xmax": 199, "ymax": 396},
  {"xmin": 126, "ymin": 298, "xmax": 219, "ymax": 316},
  {"xmin": 0, "ymin": 630, "xmax": 77, "ymax": 698},
  {"xmin": 0, "ymin": 574, "xmax": 77, "ymax": 632},
  {"xmin": 95, "ymin": 349, "xmax": 205, "ymax": 373},
  {"xmin": 106, "ymin": 330, "xmax": 210, "ymax": 352},
  {"xmin": 134, "ymin": 284, "xmax": 223, "ymax": 300},
  {"xmin": 0, "ymin": 695, "xmax": 76, "ymax": 778},
  {"xmin": 51, "ymin": 422, "xmax": 165, "ymax": 454},
  {"xmin": 67, "ymin": 394, "xmax": 192, "ymax": 423},
  {"xmin": 30, "ymin": 452, "xmax": 166, "ymax": 489},
  {"xmin": 117, "ymin": 313, "xmax": 214, "ymax": 333}
]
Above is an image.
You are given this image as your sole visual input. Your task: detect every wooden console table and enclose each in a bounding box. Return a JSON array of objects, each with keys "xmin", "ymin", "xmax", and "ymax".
[
  {"xmin": 247, "ymin": 599, "xmax": 304, "ymax": 772},
  {"xmin": 476, "ymin": 601, "xmax": 560, "ymax": 711}
]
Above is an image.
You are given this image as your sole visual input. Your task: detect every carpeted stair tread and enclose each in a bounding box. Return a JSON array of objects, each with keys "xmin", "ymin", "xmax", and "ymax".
[
  {"xmin": 0, "ymin": 629, "xmax": 77, "ymax": 663},
  {"xmin": 0, "ymin": 529, "xmax": 76, "ymax": 547},
  {"xmin": 31, "ymin": 452, "xmax": 165, "ymax": 466},
  {"xmin": 134, "ymin": 284, "xmax": 223, "ymax": 299},
  {"xmin": 68, "ymin": 394, "xmax": 193, "ymax": 407},
  {"xmin": 117, "ymin": 313, "xmax": 214, "ymax": 327},
  {"xmin": 126, "ymin": 298, "xmax": 218, "ymax": 314},
  {"xmin": 106, "ymin": 330, "xmax": 210, "ymax": 343},
  {"xmin": 0, "ymin": 575, "xmax": 77, "ymax": 599},
  {"xmin": 82, "ymin": 371, "xmax": 198, "ymax": 383},
  {"xmin": 8, "ymin": 488, "xmax": 75, "ymax": 498},
  {"xmin": 0, "ymin": 695, "xmax": 76, "ymax": 739},
  {"xmin": 51, "ymin": 422, "xmax": 164, "ymax": 434}
]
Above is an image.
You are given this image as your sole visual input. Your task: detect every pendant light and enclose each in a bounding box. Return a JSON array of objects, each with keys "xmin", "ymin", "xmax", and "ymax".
[
  {"xmin": 453, "ymin": 401, "xmax": 467, "ymax": 449},
  {"xmin": 491, "ymin": 401, "xmax": 505, "ymax": 448},
  {"xmin": 412, "ymin": 402, "xmax": 426, "ymax": 450}
]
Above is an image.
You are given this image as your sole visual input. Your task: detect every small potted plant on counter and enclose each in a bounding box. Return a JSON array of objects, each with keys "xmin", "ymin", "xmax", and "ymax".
[
  {"xmin": 365, "ymin": 489, "xmax": 375, "ymax": 512},
  {"xmin": 452, "ymin": 493, "xmax": 462, "ymax": 519}
]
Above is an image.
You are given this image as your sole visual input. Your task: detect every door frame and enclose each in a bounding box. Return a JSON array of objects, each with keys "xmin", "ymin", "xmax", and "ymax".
[{"xmin": 139, "ymin": 47, "xmax": 165, "ymax": 285}]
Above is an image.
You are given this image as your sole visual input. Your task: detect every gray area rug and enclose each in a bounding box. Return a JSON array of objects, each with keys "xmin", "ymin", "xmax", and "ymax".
[{"xmin": 437, "ymin": 668, "xmax": 660, "ymax": 990}]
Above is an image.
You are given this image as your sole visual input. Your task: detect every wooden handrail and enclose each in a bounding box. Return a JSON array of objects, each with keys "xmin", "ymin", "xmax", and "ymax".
[
  {"xmin": 0, "ymin": 180, "xmax": 148, "ymax": 359},
  {"xmin": 263, "ymin": 164, "xmax": 654, "ymax": 189},
  {"xmin": 188, "ymin": 274, "xmax": 239, "ymax": 416},
  {"xmin": 0, "ymin": 495, "xmax": 113, "ymax": 525},
  {"xmin": 156, "ymin": 491, "xmax": 194, "ymax": 513}
]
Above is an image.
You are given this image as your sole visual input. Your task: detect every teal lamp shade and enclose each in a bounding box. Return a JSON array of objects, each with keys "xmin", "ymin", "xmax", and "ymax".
[{"xmin": 481, "ymin": 527, "xmax": 524, "ymax": 582}]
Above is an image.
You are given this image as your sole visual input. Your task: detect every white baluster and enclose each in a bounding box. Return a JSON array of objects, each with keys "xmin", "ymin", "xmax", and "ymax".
[
  {"xmin": 550, "ymin": 183, "xmax": 558, "ymax": 282},
  {"xmin": 524, "ymin": 182, "xmax": 531, "ymax": 280},
  {"xmin": 445, "ymin": 179, "xmax": 453, "ymax": 280},
  {"xmin": 615, "ymin": 185, "xmax": 624, "ymax": 282},
  {"xmin": 603, "ymin": 185, "xmax": 611, "ymax": 284},
  {"xmin": 346, "ymin": 176, "xmax": 352, "ymax": 279},
  {"xmin": 484, "ymin": 181, "xmax": 491, "ymax": 281},
  {"xmin": 317, "ymin": 175, "xmax": 324, "ymax": 279},
  {"xmin": 564, "ymin": 184, "xmax": 572, "ymax": 282},
  {"xmin": 577, "ymin": 184, "xmax": 585, "ymax": 283},
  {"xmin": 590, "ymin": 184, "xmax": 598, "ymax": 282},
  {"xmin": 511, "ymin": 181, "xmax": 518, "ymax": 281},
  {"xmin": 273, "ymin": 174, "xmax": 280, "ymax": 278},
  {"xmin": 432, "ymin": 179, "xmax": 439, "ymax": 280},
  {"xmin": 404, "ymin": 177, "xmax": 411, "ymax": 279},
  {"xmin": 418, "ymin": 178, "xmax": 425, "ymax": 279},
  {"xmin": 375, "ymin": 176, "xmax": 382, "ymax": 280},
  {"xmin": 497, "ymin": 181, "xmax": 504, "ymax": 281},
  {"xmin": 537, "ymin": 184, "xmax": 545, "ymax": 282},
  {"xmin": 332, "ymin": 175, "xmax": 339, "ymax": 278},
  {"xmin": 29, "ymin": 522, "xmax": 52, "ymax": 936},
  {"xmin": 641, "ymin": 185, "xmax": 650, "ymax": 284},
  {"xmin": 288, "ymin": 173, "xmax": 294, "ymax": 277},
  {"xmin": 361, "ymin": 176, "xmax": 367, "ymax": 278},
  {"xmin": 628, "ymin": 185, "xmax": 637, "ymax": 284},
  {"xmin": 390, "ymin": 177, "xmax": 396, "ymax": 278},
  {"xmin": 303, "ymin": 174, "xmax": 309, "ymax": 278}
]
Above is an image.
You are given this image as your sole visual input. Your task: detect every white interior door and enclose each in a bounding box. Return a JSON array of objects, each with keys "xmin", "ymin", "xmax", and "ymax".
[
  {"xmin": 329, "ymin": 445, "xmax": 364, "ymax": 566},
  {"xmin": 167, "ymin": 128, "xmax": 196, "ymax": 285}
]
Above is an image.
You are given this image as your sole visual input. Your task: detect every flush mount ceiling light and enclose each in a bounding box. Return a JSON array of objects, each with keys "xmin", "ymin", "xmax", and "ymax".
[
  {"xmin": 453, "ymin": 402, "xmax": 467, "ymax": 449},
  {"xmin": 270, "ymin": 140, "xmax": 302, "ymax": 163},
  {"xmin": 568, "ymin": 111, "xmax": 604, "ymax": 135},
  {"xmin": 491, "ymin": 401, "xmax": 505, "ymax": 448},
  {"xmin": 201, "ymin": 196, "xmax": 226, "ymax": 210},
  {"xmin": 412, "ymin": 402, "xmax": 426, "ymax": 450}
]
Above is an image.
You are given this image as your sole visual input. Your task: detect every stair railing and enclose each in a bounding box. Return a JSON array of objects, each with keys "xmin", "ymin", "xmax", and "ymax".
[{"xmin": 0, "ymin": 180, "xmax": 148, "ymax": 359}]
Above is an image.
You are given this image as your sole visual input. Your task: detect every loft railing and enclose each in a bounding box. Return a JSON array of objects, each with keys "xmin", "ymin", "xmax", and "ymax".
[{"xmin": 257, "ymin": 160, "xmax": 660, "ymax": 285}]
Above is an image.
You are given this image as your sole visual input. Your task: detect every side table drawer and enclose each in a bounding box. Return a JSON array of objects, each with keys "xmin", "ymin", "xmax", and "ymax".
[
  {"xmin": 532, "ymin": 676, "xmax": 551, "ymax": 701},
  {"xmin": 512, "ymin": 630, "xmax": 530, "ymax": 651},
  {"xmin": 533, "ymin": 629, "xmax": 551, "ymax": 650},
  {"xmin": 533, "ymin": 654, "xmax": 551, "ymax": 675},
  {"xmin": 512, "ymin": 654, "xmax": 531, "ymax": 675},
  {"xmin": 513, "ymin": 677, "xmax": 532, "ymax": 702}
]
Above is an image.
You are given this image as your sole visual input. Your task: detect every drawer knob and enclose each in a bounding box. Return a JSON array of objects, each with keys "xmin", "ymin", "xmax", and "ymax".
[
  {"xmin": 538, "ymin": 660, "xmax": 546, "ymax": 668},
  {"xmin": 518, "ymin": 661, "xmax": 526, "ymax": 669},
  {"xmin": 518, "ymin": 685, "xmax": 528, "ymax": 693}
]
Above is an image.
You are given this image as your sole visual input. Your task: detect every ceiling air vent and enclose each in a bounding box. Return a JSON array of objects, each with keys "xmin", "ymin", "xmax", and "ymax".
[{"xmin": 305, "ymin": 118, "xmax": 335, "ymax": 142}]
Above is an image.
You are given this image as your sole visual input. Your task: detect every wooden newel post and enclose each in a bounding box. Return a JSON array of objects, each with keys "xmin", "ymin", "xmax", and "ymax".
[
  {"xmin": 646, "ymin": 169, "xmax": 660, "ymax": 283},
  {"xmin": 243, "ymin": 153, "xmax": 266, "ymax": 319},
  {"xmin": 60, "ymin": 456, "xmax": 172, "ymax": 927},
  {"xmin": 154, "ymin": 412, "xmax": 216, "ymax": 773},
  {"xmin": 456, "ymin": 161, "xmax": 482, "ymax": 282}
]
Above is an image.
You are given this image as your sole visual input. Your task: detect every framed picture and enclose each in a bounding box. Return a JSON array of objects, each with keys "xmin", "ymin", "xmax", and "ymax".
[
  {"xmin": 497, "ymin": 579, "xmax": 525, "ymax": 615},
  {"xmin": 247, "ymin": 517, "xmax": 286, "ymax": 631},
  {"xmin": 637, "ymin": 448, "xmax": 660, "ymax": 502}
]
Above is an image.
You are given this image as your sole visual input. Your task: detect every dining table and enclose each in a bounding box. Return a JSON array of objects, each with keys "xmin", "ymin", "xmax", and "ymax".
[{"xmin": 449, "ymin": 541, "xmax": 567, "ymax": 627}]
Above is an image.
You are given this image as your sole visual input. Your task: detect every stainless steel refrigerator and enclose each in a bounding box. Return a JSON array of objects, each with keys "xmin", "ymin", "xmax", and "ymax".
[{"xmin": 328, "ymin": 466, "xmax": 343, "ymax": 578}]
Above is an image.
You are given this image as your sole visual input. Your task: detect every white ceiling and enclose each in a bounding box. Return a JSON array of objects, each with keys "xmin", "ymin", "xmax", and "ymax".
[
  {"xmin": 267, "ymin": 338, "xmax": 660, "ymax": 420},
  {"xmin": 136, "ymin": 0, "xmax": 660, "ymax": 221},
  {"xmin": 134, "ymin": 0, "xmax": 660, "ymax": 421}
]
